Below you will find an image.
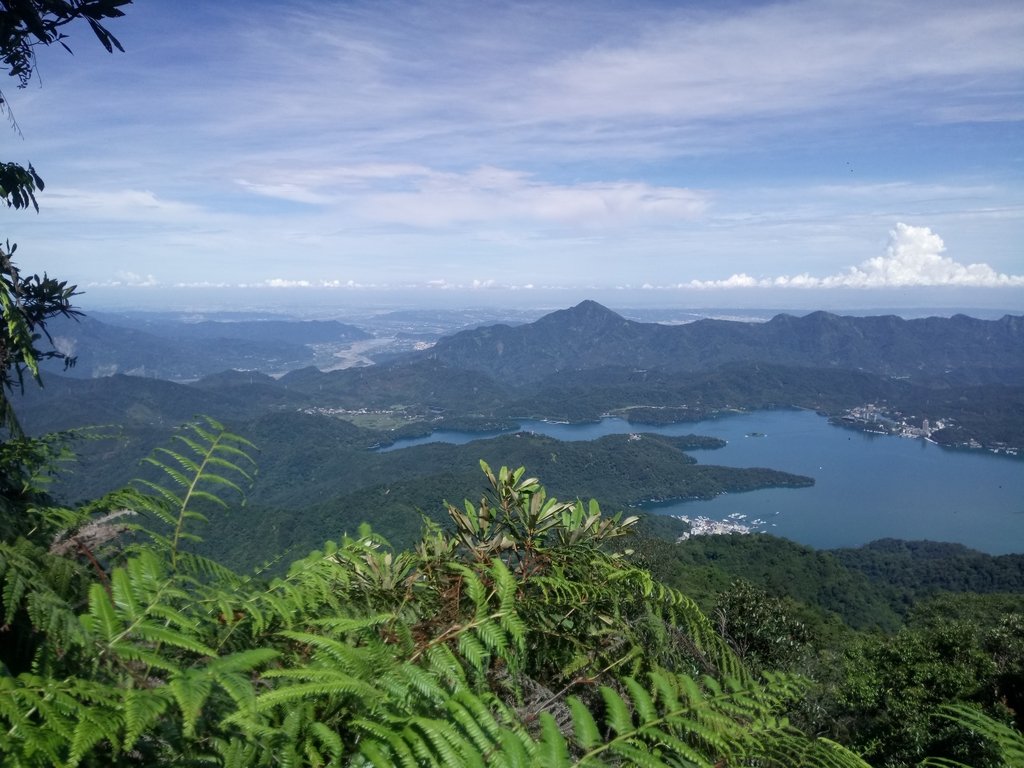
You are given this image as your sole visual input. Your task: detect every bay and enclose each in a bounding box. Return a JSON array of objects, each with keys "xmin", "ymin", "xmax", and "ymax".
[{"xmin": 383, "ymin": 410, "xmax": 1024, "ymax": 554}]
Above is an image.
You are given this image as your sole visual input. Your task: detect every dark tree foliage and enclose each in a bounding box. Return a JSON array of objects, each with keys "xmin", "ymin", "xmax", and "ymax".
[
  {"xmin": 0, "ymin": 0, "xmax": 130, "ymax": 678},
  {"xmin": 814, "ymin": 593, "xmax": 1024, "ymax": 768},
  {"xmin": 835, "ymin": 539, "xmax": 1024, "ymax": 600},
  {"xmin": 0, "ymin": 242, "xmax": 80, "ymax": 431},
  {"xmin": 0, "ymin": 0, "xmax": 130, "ymax": 433},
  {"xmin": 0, "ymin": 1, "xmax": 129, "ymax": 88},
  {"xmin": 0, "ymin": 160, "xmax": 43, "ymax": 211},
  {"xmin": 712, "ymin": 579, "xmax": 815, "ymax": 673},
  {"xmin": 0, "ymin": 0, "xmax": 131, "ymax": 204}
]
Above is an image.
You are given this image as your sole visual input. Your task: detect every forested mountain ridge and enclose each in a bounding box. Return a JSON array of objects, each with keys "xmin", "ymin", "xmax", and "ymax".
[
  {"xmin": 425, "ymin": 300, "xmax": 1024, "ymax": 385},
  {"xmin": 14, "ymin": 300, "xmax": 1024, "ymax": 507}
]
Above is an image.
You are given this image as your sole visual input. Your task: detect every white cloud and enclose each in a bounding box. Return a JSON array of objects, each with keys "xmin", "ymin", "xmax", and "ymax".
[
  {"xmin": 523, "ymin": 1, "xmax": 1024, "ymax": 129},
  {"xmin": 215, "ymin": 277, "xmax": 544, "ymax": 293},
  {"xmin": 15, "ymin": 1, "xmax": 1024, "ymax": 297},
  {"xmin": 825, "ymin": 223, "xmax": 1024, "ymax": 288},
  {"xmin": 205, "ymin": 0, "xmax": 1023, "ymax": 165},
  {"xmin": 87, "ymin": 272, "xmax": 160, "ymax": 288},
  {"xmin": 354, "ymin": 167, "xmax": 707, "ymax": 228},
  {"xmin": 253, "ymin": 279, "xmax": 391, "ymax": 289},
  {"xmin": 695, "ymin": 273, "xmax": 761, "ymax": 289},
  {"xmin": 234, "ymin": 163, "xmax": 439, "ymax": 204},
  {"xmin": 233, "ymin": 180, "xmax": 332, "ymax": 205},
  {"xmin": 44, "ymin": 189, "xmax": 201, "ymax": 219},
  {"xmin": 233, "ymin": 162, "xmax": 708, "ymax": 228},
  {"xmin": 254, "ymin": 279, "xmax": 312, "ymax": 288},
  {"xmin": 689, "ymin": 223, "xmax": 1024, "ymax": 289}
]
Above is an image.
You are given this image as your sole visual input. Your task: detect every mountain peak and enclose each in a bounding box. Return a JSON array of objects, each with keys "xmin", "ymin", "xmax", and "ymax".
[
  {"xmin": 571, "ymin": 299, "xmax": 616, "ymax": 314},
  {"xmin": 536, "ymin": 300, "xmax": 625, "ymax": 327}
]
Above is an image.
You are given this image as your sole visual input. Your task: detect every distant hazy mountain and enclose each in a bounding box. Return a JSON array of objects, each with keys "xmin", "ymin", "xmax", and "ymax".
[
  {"xmin": 126, "ymin": 317, "xmax": 371, "ymax": 346},
  {"xmin": 41, "ymin": 314, "xmax": 371, "ymax": 380},
  {"xmin": 424, "ymin": 300, "xmax": 1024, "ymax": 385}
]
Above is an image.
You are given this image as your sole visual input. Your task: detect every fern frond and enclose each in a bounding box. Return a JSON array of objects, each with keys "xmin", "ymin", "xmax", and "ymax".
[
  {"xmin": 537, "ymin": 712, "xmax": 573, "ymax": 768},
  {"xmin": 567, "ymin": 697, "xmax": 602, "ymax": 750},
  {"xmin": 924, "ymin": 704, "xmax": 1024, "ymax": 767},
  {"xmin": 121, "ymin": 686, "xmax": 170, "ymax": 753},
  {"xmin": 243, "ymin": 670, "xmax": 380, "ymax": 714},
  {"xmin": 167, "ymin": 670, "xmax": 218, "ymax": 740},
  {"xmin": 127, "ymin": 418, "xmax": 258, "ymax": 566}
]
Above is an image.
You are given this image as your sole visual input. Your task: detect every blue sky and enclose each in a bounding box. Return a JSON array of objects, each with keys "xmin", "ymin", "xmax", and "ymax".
[{"xmin": 3, "ymin": 0, "xmax": 1023, "ymax": 310}]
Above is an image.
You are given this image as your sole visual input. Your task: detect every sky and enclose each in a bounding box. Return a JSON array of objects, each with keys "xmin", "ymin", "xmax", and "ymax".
[{"xmin": 2, "ymin": 0, "xmax": 1023, "ymax": 311}]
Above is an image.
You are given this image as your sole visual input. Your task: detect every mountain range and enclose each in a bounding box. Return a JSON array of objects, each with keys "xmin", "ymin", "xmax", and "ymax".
[
  {"xmin": 424, "ymin": 300, "xmax": 1024, "ymax": 386},
  {"xmin": 18, "ymin": 301, "xmax": 1024, "ymax": 451},
  {"xmin": 10, "ymin": 299, "xmax": 1023, "ymax": 571}
]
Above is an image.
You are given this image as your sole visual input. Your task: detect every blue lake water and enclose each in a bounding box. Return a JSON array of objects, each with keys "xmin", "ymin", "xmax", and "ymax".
[{"xmin": 382, "ymin": 410, "xmax": 1024, "ymax": 554}]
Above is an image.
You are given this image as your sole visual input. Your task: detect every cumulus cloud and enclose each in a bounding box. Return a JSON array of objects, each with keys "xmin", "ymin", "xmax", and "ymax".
[{"xmin": 689, "ymin": 223, "xmax": 1024, "ymax": 289}]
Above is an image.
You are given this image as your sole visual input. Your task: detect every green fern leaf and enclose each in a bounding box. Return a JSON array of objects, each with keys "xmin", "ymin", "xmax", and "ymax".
[
  {"xmin": 122, "ymin": 687, "xmax": 169, "ymax": 752},
  {"xmin": 568, "ymin": 696, "xmax": 602, "ymax": 749},
  {"xmin": 457, "ymin": 630, "xmax": 490, "ymax": 675},
  {"xmin": 446, "ymin": 690, "xmax": 514, "ymax": 762},
  {"xmin": 212, "ymin": 671, "xmax": 259, "ymax": 713},
  {"xmin": 561, "ymin": 652, "xmax": 592, "ymax": 680},
  {"xmin": 169, "ymin": 669, "xmax": 214, "ymax": 737},
  {"xmin": 646, "ymin": 730, "xmax": 716, "ymax": 767},
  {"xmin": 246, "ymin": 677, "xmax": 379, "ymax": 714},
  {"xmin": 209, "ymin": 647, "xmax": 280, "ymax": 674},
  {"xmin": 68, "ymin": 707, "xmax": 118, "ymax": 767},
  {"xmin": 309, "ymin": 720, "xmax": 344, "ymax": 760},
  {"xmin": 311, "ymin": 613, "xmax": 397, "ymax": 635},
  {"xmin": 498, "ymin": 727, "xmax": 536, "ymax": 767},
  {"xmin": 537, "ymin": 712, "xmax": 571, "ymax": 767},
  {"xmin": 600, "ymin": 685, "xmax": 635, "ymax": 736},
  {"xmin": 380, "ymin": 726, "xmax": 422, "ymax": 768},
  {"xmin": 475, "ymin": 614, "xmax": 509, "ymax": 658},
  {"xmin": 606, "ymin": 741, "xmax": 673, "ymax": 768},
  {"xmin": 930, "ymin": 704, "xmax": 1024, "ymax": 767},
  {"xmin": 83, "ymin": 581, "xmax": 119, "ymax": 642},
  {"xmin": 409, "ymin": 716, "xmax": 471, "ymax": 767},
  {"xmin": 391, "ymin": 662, "xmax": 447, "ymax": 707},
  {"xmin": 279, "ymin": 630, "xmax": 377, "ymax": 676},
  {"xmin": 139, "ymin": 622, "xmax": 217, "ymax": 656},
  {"xmin": 623, "ymin": 676, "xmax": 657, "ymax": 724}
]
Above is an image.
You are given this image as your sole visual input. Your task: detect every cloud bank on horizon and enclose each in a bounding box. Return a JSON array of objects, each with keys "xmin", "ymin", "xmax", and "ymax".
[
  {"xmin": 3, "ymin": 0, "xmax": 1022, "ymax": 308},
  {"xmin": 687, "ymin": 224, "xmax": 1024, "ymax": 291},
  {"xmin": 89, "ymin": 223, "xmax": 1022, "ymax": 296}
]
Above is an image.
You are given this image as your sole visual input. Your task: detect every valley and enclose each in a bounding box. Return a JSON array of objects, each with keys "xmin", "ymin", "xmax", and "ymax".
[{"xmin": 14, "ymin": 301, "xmax": 1023, "ymax": 568}]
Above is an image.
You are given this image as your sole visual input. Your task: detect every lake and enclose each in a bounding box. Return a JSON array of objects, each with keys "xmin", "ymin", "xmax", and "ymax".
[{"xmin": 383, "ymin": 410, "xmax": 1024, "ymax": 554}]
